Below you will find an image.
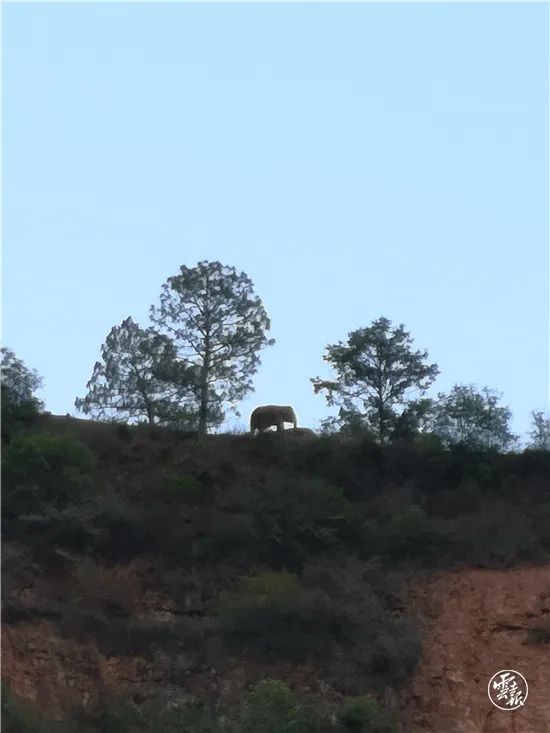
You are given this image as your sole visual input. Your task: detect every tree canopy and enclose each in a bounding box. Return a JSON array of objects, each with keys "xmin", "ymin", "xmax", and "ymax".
[
  {"xmin": 431, "ymin": 384, "xmax": 517, "ymax": 451},
  {"xmin": 150, "ymin": 261, "xmax": 274, "ymax": 436},
  {"xmin": 75, "ymin": 317, "xmax": 198, "ymax": 427},
  {"xmin": 1, "ymin": 346, "xmax": 44, "ymax": 442},
  {"xmin": 528, "ymin": 410, "xmax": 550, "ymax": 450},
  {"xmin": 311, "ymin": 317, "xmax": 439, "ymax": 443}
]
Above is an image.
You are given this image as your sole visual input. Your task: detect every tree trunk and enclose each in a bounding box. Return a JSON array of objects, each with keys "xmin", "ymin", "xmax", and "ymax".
[
  {"xmin": 198, "ymin": 378, "xmax": 208, "ymax": 437},
  {"xmin": 198, "ymin": 339, "xmax": 211, "ymax": 438},
  {"xmin": 199, "ymin": 277, "xmax": 212, "ymax": 438}
]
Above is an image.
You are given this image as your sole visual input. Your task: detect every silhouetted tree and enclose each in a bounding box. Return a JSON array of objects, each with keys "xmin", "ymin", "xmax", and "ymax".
[
  {"xmin": 1, "ymin": 347, "xmax": 44, "ymax": 442},
  {"xmin": 311, "ymin": 317, "xmax": 439, "ymax": 443},
  {"xmin": 150, "ymin": 261, "xmax": 274, "ymax": 436},
  {"xmin": 528, "ymin": 410, "xmax": 550, "ymax": 450},
  {"xmin": 75, "ymin": 317, "xmax": 198, "ymax": 426},
  {"xmin": 390, "ymin": 398, "xmax": 436, "ymax": 441},
  {"xmin": 431, "ymin": 384, "xmax": 517, "ymax": 451}
]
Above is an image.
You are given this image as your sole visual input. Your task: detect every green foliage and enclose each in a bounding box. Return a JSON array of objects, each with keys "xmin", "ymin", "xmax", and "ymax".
[
  {"xmin": 390, "ymin": 399, "xmax": 435, "ymax": 442},
  {"xmin": 2, "ymin": 433, "xmax": 96, "ymax": 515},
  {"xmin": 431, "ymin": 384, "xmax": 517, "ymax": 451},
  {"xmin": 312, "ymin": 317, "xmax": 439, "ymax": 443},
  {"xmin": 528, "ymin": 410, "xmax": 550, "ymax": 450},
  {"xmin": 75, "ymin": 317, "xmax": 198, "ymax": 428},
  {"xmin": 219, "ymin": 571, "xmax": 309, "ymax": 657},
  {"xmin": 219, "ymin": 570, "xmax": 320, "ymax": 659},
  {"xmin": 338, "ymin": 695, "xmax": 398, "ymax": 732},
  {"xmin": 164, "ymin": 473, "xmax": 204, "ymax": 503},
  {"xmin": 220, "ymin": 571, "xmax": 302, "ymax": 617},
  {"xmin": 2, "ymin": 683, "xmax": 404, "ymax": 733},
  {"xmin": 150, "ymin": 260, "xmax": 275, "ymax": 436},
  {"xmin": 412, "ymin": 431, "xmax": 444, "ymax": 453},
  {"xmin": 241, "ymin": 679, "xmax": 319, "ymax": 733},
  {"xmin": 243, "ymin": 478, "xmax": 362, "ymax": 569},
  {"xmin": 1, "ymin": 685, "xmax": 68, "ymax": 733},
  {"xmin": 1, "ymin": 346, "xmax": 43, "ymax": 443},
  {"xmin": 385, "ymin": 505, "xmax": 444, "ymax": 560},
  {"xmin": 361, "ymin": 506, "xmax": 444, "ymax": 562}
]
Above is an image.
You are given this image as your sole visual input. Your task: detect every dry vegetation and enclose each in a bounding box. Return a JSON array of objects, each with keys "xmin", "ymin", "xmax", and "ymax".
[{"xmin": 3, "ymin": 414, "xmax": 550, "ymax": 731}]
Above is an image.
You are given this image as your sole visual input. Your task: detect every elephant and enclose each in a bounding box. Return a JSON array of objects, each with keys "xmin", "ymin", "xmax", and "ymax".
[{"xmin": 250, "ymin": 405, "xmax": 297, "ymax": 435}]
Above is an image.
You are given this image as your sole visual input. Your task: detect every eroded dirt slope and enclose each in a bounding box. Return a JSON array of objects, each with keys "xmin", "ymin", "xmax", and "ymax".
[
  {"xmin": 3, "ymin": 564, "xmax": 549, "ymax": 731},
  {"xmin": 405, "ymin": 566, "xmax": 550, "ymax": 733}
]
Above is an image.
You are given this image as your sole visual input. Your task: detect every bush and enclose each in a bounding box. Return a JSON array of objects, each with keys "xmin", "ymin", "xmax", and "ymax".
[
  {"xmin": 2, "ymin": 433, "xmax": 96, "ymax": 516},
  {"xmin": 241, "ymin": 679, "xmax": 320, "ymax": 733},
  {"xmin": 220, "ymin": 571, "xmax": 302, "ymax": 614},
  {"xmin": 361, "ymin": 505, "xmax": 445, "ymax": 562},
  {"xmin": 338, "ymin": 695, "xmax": 398, "ymax": 732},
  {"xmin": 445, "ymin": 499, "xmax": 538, "ymax": 566},
  {"xmin": 164, "ymin": 473, "xmax": 205, "ymax": 504},
  {"xmin": 241, "ymin": 477, "xmax": 363, "ymax": 569},
  {"xmin": 384, "ymin": 505, "xmax": 445, "ymax": 561},
  {"xmin": 413, "ymin": 432, "xmax": 444, "ymax": 453},
  {"xmin": 1, "ymin": 685, "xmax": 68, "ymax": 733},
  {"xmin": 509, "ymin": 449, "xmax": 550, "ymax": 479},
  {"xmin": 71, "ymin": 557, "xmax": 146, "ymax": 617},
  {"xmin": 219, "ymin": 572, "xmax": 311, "ymax": 658}
]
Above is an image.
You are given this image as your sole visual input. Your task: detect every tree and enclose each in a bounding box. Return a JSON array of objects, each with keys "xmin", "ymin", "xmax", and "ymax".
[
  {"xmin": 528, "ymin": 410, "xmax": 550, "ymax": 450},
  {"xmin": 311, "ymin": 317, "xmax": 439, "ymax": 443},
  {"xmin": 75, "ymin": 317, "xmax": 198, "ymax": 426},
  {"xmin": 150, "ymin": 261, "xmax": 275, "ymax": 436},
  {"xmin": 431, "ymin": 384, "xmax": 517, "ymax": 451},
  {"xmin": 390, "ymin": 397, "xmax": 435, "ymax": 441},
  {"xmin": 1, "ymin": 347, "xmax": 44, "ymax": 442}
]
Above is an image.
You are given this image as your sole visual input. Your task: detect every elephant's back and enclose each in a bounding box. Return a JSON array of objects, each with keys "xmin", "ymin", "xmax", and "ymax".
[{"xmin": 251, "ymin": 404, "xmax": 285, "ymax": 415}]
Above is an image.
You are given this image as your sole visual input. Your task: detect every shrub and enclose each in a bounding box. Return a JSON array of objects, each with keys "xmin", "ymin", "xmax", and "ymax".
[
  {"xmin": 338, "ymin": 695, "xmax": 398, "ymax": 732},
  {"xmin": 413, "ymin": 432, "xmax": 444, "ymax": 453},
  {"xmin": 71, "ymin": 557, "xmax": 145, "ymax": 617},
  {"xmin": 445, "ymin": 499, "xmax": 537, "ymax": 566},
  {"xmin": 219, "ymin": 571, "xmax": 309, "ymax": 657},
  {"xmin": 2, "ymin": 433, "xmax": 96, "ymax": 516},
  {"xmin": 241, "ymin": 679, "xmax": 320, "ymax": 733},
  {"xmin": 218, "ymin": 570, "xmax": 354, "ymax": 660},
  {"xmin": 1, "ymin": 685, "xmax": 68, "ymax": 733},
  {"xmin": 384, "ymin": 505, "xmax": 446, "ymax": 561},
  {"xmin": 164, "ymin": 473, "xmax": 204, "ymax": 503},
  {"xmin": 220, "ymin": 571, "xmax": 302, "ymax": 614},
  {"xmin": 239, "ymin": 477, "xmax": 363, "ymax": 569},
  {"xmin": 116, "ymin": 422, "xmax": 133, "ymax": 442},
  {"xmin": 510, "ymin": 449, "xmax": 550, "ymax": 479}
]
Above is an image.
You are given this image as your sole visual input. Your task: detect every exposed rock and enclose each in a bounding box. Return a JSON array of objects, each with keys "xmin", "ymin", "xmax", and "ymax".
[
  {"xmin": 404, "ymin": 566, "xmax": 550, "ymax": 732},
  {"xmin": 3, "ymin": 565, "xmax": 549, "ymax": 731}
]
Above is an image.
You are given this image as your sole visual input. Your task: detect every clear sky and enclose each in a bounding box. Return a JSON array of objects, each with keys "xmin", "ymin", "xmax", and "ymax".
[{"xmin": 3, "ymin": 2, "xmax": 549, "ymax": 441}]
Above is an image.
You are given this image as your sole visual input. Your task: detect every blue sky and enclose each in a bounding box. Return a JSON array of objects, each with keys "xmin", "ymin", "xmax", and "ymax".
[{"xmin": 3, "ymin": 2, "xmax": 549, "ymax": 440}]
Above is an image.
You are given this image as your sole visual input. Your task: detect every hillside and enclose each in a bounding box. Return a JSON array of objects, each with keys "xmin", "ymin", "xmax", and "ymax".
[{"xmin": 2, "ymin": 414, "xmax": 550, "ymax": 732}]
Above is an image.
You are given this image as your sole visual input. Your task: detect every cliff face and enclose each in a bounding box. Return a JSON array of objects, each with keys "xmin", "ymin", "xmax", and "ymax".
[
  {"xmin": 405, "ymin": 565, "xmax": 550, "ymax": 733},
  {"xmin": 3, "ymin": 563, "xmax": 549, "ymax": 731}
]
